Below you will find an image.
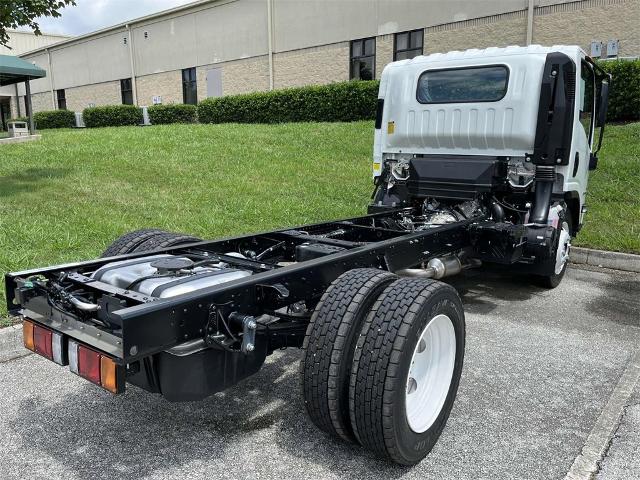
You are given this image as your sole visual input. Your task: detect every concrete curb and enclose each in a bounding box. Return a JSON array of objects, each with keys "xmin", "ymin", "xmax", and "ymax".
[
  {"xmin": 571, "ymin": 247, "xmax": 640, "ymax": 273},
  {"xmin": 0, "ymin": 324, "xmax": 30, "ymax": 363}
]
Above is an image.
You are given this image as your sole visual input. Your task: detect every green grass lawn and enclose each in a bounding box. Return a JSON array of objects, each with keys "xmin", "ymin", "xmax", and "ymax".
[{"xmin": 0, "ymin": 121, "xmax": 638, "ymax": 323}]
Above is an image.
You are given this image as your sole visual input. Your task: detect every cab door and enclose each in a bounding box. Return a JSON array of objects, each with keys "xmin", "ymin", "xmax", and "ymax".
[{"xmin": 568, "ymin": 60, "xmax": 596, "ymax": 225}]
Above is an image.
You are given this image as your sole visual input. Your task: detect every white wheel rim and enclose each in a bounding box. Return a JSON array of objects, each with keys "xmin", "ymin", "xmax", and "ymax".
[
  {"xmin": 405, "ymin": 314, "xmax": 456, "ymax": 434},
  {"xmin": 555, "ymin": 221, "xmax": 572, "ymax": 275}
]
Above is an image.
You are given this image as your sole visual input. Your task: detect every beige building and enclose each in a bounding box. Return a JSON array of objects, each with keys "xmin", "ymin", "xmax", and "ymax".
[{"xmin": 2, "ymin": 0, "xmax": 639, "ymax": 120}]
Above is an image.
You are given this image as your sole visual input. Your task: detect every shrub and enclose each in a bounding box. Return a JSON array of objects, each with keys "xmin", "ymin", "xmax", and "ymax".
[
  {"xmin": 83, "ymin": 105, "xmax": 142, "ymax": 128},
  {"xmin": 598, "ymin": 59, "xmax": 640, "ymax": 122},
  {"xmin": 148, "ymin": 104, "xmax": 197, "ymax": 125},
  {"xmin": 31, "ymin": 110, "xmax": 76, "ymax": 129},
  {"xmin": 198, "ymin": 80, "xmax": 380, "ymax": 124}
]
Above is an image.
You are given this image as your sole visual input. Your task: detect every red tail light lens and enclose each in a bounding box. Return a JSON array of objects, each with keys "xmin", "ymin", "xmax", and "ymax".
[
  {"xmin": 33, "ymin": 324, "xmax": 53, "ymax": 360},
  {"xmin": 78, "ymin": 345, "xmax": 102, "ymax": 385}
]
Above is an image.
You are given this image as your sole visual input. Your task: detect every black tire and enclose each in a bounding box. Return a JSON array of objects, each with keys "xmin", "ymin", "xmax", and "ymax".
[
  {"xmin": 133, "ymin": 232, "xmax": 202, "ymax": 252},
  {"xmin": 101, "ymin": 229, "xmax": 167, "ymax": 257},
  {"xmin": 301, "ymin": 268, "xmax": 397, "ymax": 443},
  {"xmin": 349, "ymin": 278, "xmax": 465, "ymax": 465},
  {"xmin": 535, "ymin": 213, "xmax": 573, "ymax": 289}
]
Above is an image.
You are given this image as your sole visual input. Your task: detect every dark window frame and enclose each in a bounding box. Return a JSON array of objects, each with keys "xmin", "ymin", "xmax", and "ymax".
[
  {"xmin": 120, "ymin": 78, "xmax": 134, "ymax": 105},
  {"xmin": 393, "ymin": 29, "xmax": 424, "ymax": 61},
  {"xmin": 56, "ymin": 89, "xmax": 67, "ymax": 110},
  {"xmin": 350, "ymin": 37, "xmax": 376, "ymax": 81},
  {"xmin": 579, "ymin": 60, "xmax": 596, "ymax": 145},
  {"xmin": 416, "ymin": 65, "xmax": 510, "ymax": 105},
  {"xmin": 182, "ymin": 67, "xmax": 198, "ymax": 105}
]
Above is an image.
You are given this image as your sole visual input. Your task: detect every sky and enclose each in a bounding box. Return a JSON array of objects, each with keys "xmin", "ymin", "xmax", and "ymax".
[{"xmin": 27, "ymin": 0, "xmax": 195, "ymax": 36}]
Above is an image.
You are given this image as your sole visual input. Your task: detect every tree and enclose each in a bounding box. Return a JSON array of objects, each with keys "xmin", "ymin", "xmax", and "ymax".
[{"xmin": 0, "ymin": 0, "xmax": 76, "ymax": 48}]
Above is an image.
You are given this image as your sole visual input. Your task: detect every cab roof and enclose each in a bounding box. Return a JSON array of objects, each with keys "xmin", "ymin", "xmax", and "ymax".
[{"xmin": 388, "ymin": 45, "xmax": 586, "ymax": 69}]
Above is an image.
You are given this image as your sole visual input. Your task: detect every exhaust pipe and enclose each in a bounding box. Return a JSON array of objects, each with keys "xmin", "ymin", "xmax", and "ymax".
[
  {"xmin": 530, "ymin": 166, "xmax": 556, "ymax": 224},
  {"xmin": 396, "ymin": 255, "xmax": 463, "ymax": 280}
]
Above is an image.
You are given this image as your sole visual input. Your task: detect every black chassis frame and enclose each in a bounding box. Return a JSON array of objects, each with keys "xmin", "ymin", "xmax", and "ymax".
[{"xmin": 5, "ymin": 209, "xmax": 474, "ymax": 366}]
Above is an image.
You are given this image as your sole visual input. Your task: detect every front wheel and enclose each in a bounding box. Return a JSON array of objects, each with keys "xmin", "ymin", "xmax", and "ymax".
[{"xmin": 536, "ymin": 214, "xmax": 572, "ymax": 289}]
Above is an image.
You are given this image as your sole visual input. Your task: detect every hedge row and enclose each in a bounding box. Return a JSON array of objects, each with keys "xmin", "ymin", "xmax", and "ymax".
[
  {"xmin": 197, "ymin": 81, "xmax": 380, "ymax": 124},
  {"xmin": 34, "ymin": 110, "xmax": 76, "ymax": 129},
  {"xmin": 83, "ymin": 105, "xmax": 143, "ymax": 128},
  {"xmin": 148, "ymin": 104, "xmax": 197, "ymax": 124},
  {"xmin": 8, "ymin": 110, "xmax": 75, "ymax": 129},
  {"xmin": 600, "ymin": 59, "xmax": 640, "ymax": 122}
]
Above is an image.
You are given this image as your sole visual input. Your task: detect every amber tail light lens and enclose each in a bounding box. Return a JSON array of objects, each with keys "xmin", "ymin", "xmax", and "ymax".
[{"xmin": 23, "ymin": 320, "xmax": 35, "ymax": 351}]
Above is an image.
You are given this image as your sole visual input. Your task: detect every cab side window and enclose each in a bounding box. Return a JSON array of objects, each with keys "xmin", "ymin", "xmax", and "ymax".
[{"xmin": 580, "ymin": 62, "xmax": 595, "ymax": 144}]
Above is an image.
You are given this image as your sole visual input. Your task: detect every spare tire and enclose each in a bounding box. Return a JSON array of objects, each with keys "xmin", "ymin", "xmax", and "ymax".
[
  {"xmin": 132, "ymin": 232, "xmax": 202, "ymax": 252},
  {"xmin": 101, "ymin": 229, "xmax": 167, "ymax": 258}
]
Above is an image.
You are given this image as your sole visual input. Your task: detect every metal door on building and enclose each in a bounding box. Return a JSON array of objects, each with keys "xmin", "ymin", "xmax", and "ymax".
[{"xmin": 206, "ymin": 68, "xmax": 223, "ymax": 98}]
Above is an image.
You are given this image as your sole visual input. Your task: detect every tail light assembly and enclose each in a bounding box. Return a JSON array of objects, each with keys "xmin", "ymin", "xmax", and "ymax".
[
  {"xmin": 23, "ymin": 319, "xmax": 124, "ymax": 394},
  {"xmin": 23, "ymin": 319, "xmax": 65, "ymax": 365},
  {"xmin": 68, "ymin": 340, "xmax": 125, "ymax": 394}
]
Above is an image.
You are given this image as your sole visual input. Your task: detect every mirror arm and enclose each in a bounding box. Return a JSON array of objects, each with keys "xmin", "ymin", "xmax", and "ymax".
[{"xmin": 594, "ymin": 121, "xmax": 605, "ymax": 155}]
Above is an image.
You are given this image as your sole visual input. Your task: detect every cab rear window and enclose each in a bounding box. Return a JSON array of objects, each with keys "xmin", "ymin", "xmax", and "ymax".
[{"xmin": 417, "ymin": 65, "xmax": 509, "ymax": 104}]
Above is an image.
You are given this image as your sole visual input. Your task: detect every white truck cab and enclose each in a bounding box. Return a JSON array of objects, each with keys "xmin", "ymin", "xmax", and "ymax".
[{"xmin": 371, "ymin": 45, "xmax": 611, "ymax": 286}]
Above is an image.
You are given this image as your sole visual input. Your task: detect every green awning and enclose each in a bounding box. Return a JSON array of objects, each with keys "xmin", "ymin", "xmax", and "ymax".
[{"xmin": 0, "ymin": 54, "xmax": 46, "ymax": 86}]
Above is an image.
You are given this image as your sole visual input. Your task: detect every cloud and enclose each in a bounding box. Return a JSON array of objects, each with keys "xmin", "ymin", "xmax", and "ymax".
[{"xmin": 31, "ymin": 0, "xmax": 195, "ymax": 36}]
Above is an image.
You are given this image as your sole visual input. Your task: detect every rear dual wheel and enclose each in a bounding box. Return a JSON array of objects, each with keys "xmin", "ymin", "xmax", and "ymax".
[{"xmin": 301, "ymin": 269, "xmax": 465, "ymax": 465}]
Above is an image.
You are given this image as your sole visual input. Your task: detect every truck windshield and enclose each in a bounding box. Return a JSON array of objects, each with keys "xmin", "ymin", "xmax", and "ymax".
[{"xmin": 417, "ymin": 65, "xmax": 509, "ymax": 104}]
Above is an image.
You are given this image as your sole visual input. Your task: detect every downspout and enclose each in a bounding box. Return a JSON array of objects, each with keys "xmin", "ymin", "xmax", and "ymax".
[
  {"xmin": 267, "ymin": 0, "xmax": 274, "ymax": 90},
  {"xmin": 46, "ymin": 48, "xmax": 56, "ymax": 109},
  {"xmin": 526, "ymin": 0, "xmax": 535, "ymax": 45},
  {"xmin": 126, "ymin": 24, "xmax": 138, "ymax": 105}
]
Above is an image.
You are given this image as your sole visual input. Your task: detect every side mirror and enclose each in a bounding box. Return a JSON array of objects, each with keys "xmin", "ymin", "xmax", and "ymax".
[{"xmin": 596, "ymin": 81, "xmax": 610, "ymax": 128}]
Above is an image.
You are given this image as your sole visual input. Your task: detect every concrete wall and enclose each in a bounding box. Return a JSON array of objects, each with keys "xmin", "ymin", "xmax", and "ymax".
[
  {"xmin": 425, "ymin": 11, "xmax": 528, "ymax": 54},
  {"xmin": 63, "ymin": 81, "xmax": 122, "ymax": 112},
  {"xmin": 533, "ymin": 0, "xmax": 640, "ymax": 57},
  {"xmin": 48, "ymin": 30, "xmax": 131, "ymax": 90},
  {"xmin": 197, "ymin": 56, "xmax": 270, "ymax": 99},
  {"xmin": 375, "ymin": 35, "xmax": 394, "ymax": 79},
  {"xmin": 15, "ymin": 52, "xmax": 50, "ymax": 95},
  {"xmin": 136, "ymin": 70, "xmax": 183, "ymax": 106},
  {"xmin": 271, "ymin": 0, "xmax": 530, "ymax": 53},
  {"xmin": 0, "ymin": 30, "xmax": 70, "ymax": 55},
  {"xmin": 30, "ymin": 92, "xmax": 54, "ymax": 113},
  {"xmin": 273, "ymin": 43, "xmax": 350, "ymax": 88},
  {"xmin": 132, "ymin": 0, "xmax": 268, "ymax": 77}
]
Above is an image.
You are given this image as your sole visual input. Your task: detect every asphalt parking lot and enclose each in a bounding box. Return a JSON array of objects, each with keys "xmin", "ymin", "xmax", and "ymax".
[{"xmin": 1, "ymin": 265, "xmax": 639, "ymax": 480}]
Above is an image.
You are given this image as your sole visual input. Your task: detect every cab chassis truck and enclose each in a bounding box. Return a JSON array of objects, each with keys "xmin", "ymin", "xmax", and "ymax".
[{"xmin": 5, "ymin": 46, "xmax": 610, "ymax": 465}]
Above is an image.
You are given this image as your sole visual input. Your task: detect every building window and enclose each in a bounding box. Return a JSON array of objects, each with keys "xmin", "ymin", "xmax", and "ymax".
[
  {"xmin": 121, "ymin": 78, "xmax": 134, "ymax": 105},
  {"xmin": 394, "ymin": 29, "xmax": 424, "ymax": 61},
  {"xmin": 350, "ymin": 38, "xmax": 375, "ymax": 81},
  {"xmin": 182, "ymin": 67, "xmax": 197, "ymax": 105},
  {"xmin": 56, "ymin": 89, "xmax": 67, "ymax": 110}
]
